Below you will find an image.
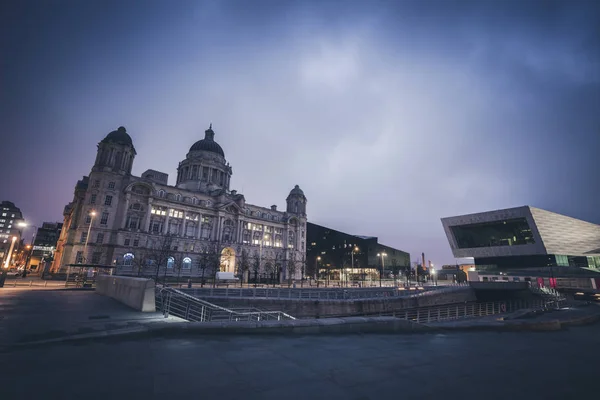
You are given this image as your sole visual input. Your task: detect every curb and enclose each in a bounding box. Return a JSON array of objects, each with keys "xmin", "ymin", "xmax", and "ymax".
[
  {"xmin": 11, "ymin": 317, "xmax": 433, "ymax": 348},
  {"xmin": 9, "ymin": 310, "xmax": 600, "ymax": 349}
]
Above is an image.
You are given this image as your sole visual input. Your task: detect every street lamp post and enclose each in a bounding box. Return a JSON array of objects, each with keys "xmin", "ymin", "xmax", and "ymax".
[
  {"xmin": 350, "ymin": 246, "xmax": 358, "ymax": 288},
  {"xmin": 316, "ymin": 256, "xmax": 321, "ymax": 287},
  {"xmin": 83, "ymin": 211, "xmax": 96, "ymax": 263},
  {"xmin": 377, "ymin": 252, "xmax": 387, "ymax": 287},
  {"xmin": 17, "ymin": 222, "xmax": 38, "ymax": 271}
]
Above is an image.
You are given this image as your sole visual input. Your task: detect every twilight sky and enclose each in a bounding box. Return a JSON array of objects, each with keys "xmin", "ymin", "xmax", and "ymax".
[{"xmin": 1, "ymin": 0, "xmax": 599, "ymax": 266}]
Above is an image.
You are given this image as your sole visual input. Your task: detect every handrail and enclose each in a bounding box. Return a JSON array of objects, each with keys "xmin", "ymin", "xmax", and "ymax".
[{"xmin": 156, "ymin": 286, "xmax": 296, "ymax": 322}]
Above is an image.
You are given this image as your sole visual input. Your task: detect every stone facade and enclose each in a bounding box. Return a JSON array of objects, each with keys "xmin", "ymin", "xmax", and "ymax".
[{"xmin": 52, "ymin": 126, "xmax": 308, "ymax": 281}]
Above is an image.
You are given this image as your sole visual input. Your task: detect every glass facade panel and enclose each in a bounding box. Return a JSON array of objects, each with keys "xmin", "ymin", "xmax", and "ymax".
[{"xmin": 451, "ymin": 218, "xmax": 535, "ymax": 249}]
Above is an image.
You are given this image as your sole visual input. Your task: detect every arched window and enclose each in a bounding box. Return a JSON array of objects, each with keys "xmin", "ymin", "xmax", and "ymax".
[
  {"xmin": 176, "ymin": 194, "xmax": 181, "ymax": 202},
  {"xmin": 158, "ymin": 190, "xmax": 165, "ymax": 198},
  {"xmin": 288, "ymin": 231, "xmax": 295, "ymax": 249},
  {"xmin": 182, "ymin": 257, "xmax": 191, "ymax": 269},
  {"xmin": 167, "ymin": 257, "xmax": 174, "ymax": 269},
  {"xmin": 192, "ymin": 197, "xmax": 198, "ymax": 205},
  {"xmin": 186, "ymin": 222, "xmax": 195, "ymax": 237},
  {"xmin": 123, "ymin": 253, "xmax": 134, "ymax": 266},
  {"xmin": 201, "ymin": 225, "xmax": 211, "ymax": 240},
  {"xmin": 222, "ymin": 227, "xmax": 232, "ymax": 242}
]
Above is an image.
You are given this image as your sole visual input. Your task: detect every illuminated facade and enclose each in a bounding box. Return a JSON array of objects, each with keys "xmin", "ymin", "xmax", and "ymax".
[
  {"xmin": 441, "ymin": 206, "xmax": 600, "ymax": 272},
  {"xmin": 306, "ymin": 222, "xmax": 410, "ymax": 281},
  {"xmin": 52, "ymin": 126, "xmax": 307, "ymax": 281},
  {"xmin": 0, "ymin": 201, "xmax": 24, "ymax": 266}
]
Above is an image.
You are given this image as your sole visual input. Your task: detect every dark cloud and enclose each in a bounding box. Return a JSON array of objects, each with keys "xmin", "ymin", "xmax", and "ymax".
[{"xmin": 1, "ymin": 0, "xmax": 598, "ymax": 264}]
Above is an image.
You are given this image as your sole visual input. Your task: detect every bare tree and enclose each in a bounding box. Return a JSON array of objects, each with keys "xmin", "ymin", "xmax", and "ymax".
[
  {"xmin": 300, "ymin": 253, "xmax": 307, "ymax": 287},
  {"xmin": 251, "ymin": 250, "xmax": 260, "ymax": 286},
  {"xmin": 198, "ymin": 246, "xmax": 213, "ymax": 288},
  {"xmin": 236, "ymin": 248, "xmax": 250, "ymax": 288},
  {"xmin": 286, "ymin": 256, "xmax": 298, "ymax": 288},
  {"xmin": 145, "ymin": 234, "xmax": 174, "ymax": 283}
]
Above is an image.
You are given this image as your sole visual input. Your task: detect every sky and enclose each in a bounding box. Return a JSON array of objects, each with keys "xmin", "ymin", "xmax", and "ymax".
[{"xmin": 1, "ymin": 0, "xmax": 599, "ymax": 266}]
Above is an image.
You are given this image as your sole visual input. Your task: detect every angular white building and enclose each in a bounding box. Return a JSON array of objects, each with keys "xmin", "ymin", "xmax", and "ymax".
[
  {"xmin": 52, "ymin": 126, "xmax": 308, "ymax": 282},
  {"xmin": 441, "ymin": 206, "xmax": 600, "ymax": 271}
]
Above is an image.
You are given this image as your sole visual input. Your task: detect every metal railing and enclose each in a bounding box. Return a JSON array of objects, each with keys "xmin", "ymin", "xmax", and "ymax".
[
  {"xmin": 155, "ymin": 286, "xmax": 296, "ymax": 322},
  {"xmin": 370, "ymin": 298, "xmax": 566, "ymax": 324},
  {"xmin": 179, "ymin": 284, "xmax": 470, "ymax": 301}
]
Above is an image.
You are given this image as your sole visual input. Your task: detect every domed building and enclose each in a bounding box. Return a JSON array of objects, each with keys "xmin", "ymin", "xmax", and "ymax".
[{"xmin": 52, "ymin": 125, "xmax": 308, "ymax": 283}]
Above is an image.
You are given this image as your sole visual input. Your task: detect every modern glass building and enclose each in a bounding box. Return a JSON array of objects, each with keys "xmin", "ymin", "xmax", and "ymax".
[
  {"xmin": 441, "ymin": 206, "xmax": 600, "ymax": 272},
  {"xmin": 306, "ymin": 222, "xmax": 410, "ymax": 281}
]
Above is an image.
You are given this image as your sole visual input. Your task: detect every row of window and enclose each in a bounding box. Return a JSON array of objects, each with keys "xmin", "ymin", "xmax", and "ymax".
[
  {"xmin": 121, "ymin": 253, "xmax": 192, "ymax": 269},
  {"xmin": 92, "ymin": 180, "xmax": 116, "ymax": 190},
  {"xmin": 85, "ymin": 212, "xmax": 110, "ymax": 225},
  {"xmin": 89, "ymin": 194, "xmax": 114, "ymax": 207}
]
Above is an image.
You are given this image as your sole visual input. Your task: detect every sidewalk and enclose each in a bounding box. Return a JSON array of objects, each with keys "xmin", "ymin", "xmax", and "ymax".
[
  {"xmin": 0, "ymin": 288, "xmax": 183, "ymax": 349},
  {"xmin": 1, "ymin": 276, "xmax": 67, "ymax": 290}
]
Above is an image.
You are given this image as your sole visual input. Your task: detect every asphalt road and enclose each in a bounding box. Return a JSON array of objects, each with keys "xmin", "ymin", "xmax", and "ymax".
[{"xmin": 2, "ymin": 325, "xmax": 599, "ymax": 400}]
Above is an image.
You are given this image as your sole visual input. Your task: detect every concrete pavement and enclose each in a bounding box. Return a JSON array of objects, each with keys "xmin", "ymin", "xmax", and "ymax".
[
  {"xmin": 0, "ymin": 288, "xmax": 183, "ymax": 348},
  {"xmin": 1, "ymin": 326, "xmax": 599, "ymax": 400}
]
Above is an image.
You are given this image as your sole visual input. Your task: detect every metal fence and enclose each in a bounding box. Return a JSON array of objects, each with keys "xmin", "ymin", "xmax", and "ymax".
[
  {"xmin": 372, "ymin": 298, "xmax": 566, "ymax": 324},
  {"xmin": 155, "ymin": 286, "xmax": 296, "ymax": 322},
  {"xmin": 179, "ymin": 284, "xmax": 470, "ymax": 301}
]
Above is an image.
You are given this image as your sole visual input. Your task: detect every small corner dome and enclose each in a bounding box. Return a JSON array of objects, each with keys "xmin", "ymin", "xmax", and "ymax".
[
  {"xmin": 101, "ymin": 126, "xmax": 134, "ymax": 147},
  {"xmin": 289, "ymin": 185, "xmax": 305, "ymax": 196},
  {"xmin": 189, "ymin": 124, "xmax": 225, "ymax": 157}
]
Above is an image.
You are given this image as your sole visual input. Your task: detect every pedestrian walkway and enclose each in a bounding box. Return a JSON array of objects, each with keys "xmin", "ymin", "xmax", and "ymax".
[{"xmin": 0, "ymin": 288, "xmax": 182, "ymax": 347}]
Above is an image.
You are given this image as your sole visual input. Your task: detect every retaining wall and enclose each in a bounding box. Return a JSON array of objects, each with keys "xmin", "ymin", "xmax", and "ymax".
[
  {"xmin": 194, "ymin": 288, "xmax": 477, "ymax": 318},
  {"xmin": 96, "ymin": 275, "xmax": 156, "ymax": 312}
]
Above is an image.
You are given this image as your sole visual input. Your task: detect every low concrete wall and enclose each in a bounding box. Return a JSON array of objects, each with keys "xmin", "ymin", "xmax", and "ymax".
[{"xmin": 96, "ymin": 275, "xmax": 156, "ymax": 312}]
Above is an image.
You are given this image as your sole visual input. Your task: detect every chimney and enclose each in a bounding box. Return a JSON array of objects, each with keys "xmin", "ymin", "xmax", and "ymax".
[
  {"xmin": 231, "ymin": 190, "xmax": 237, "ymax": 195},
  {"xmin": 271, "ymin": 205, "xmax": 277, "ymax": 211}
]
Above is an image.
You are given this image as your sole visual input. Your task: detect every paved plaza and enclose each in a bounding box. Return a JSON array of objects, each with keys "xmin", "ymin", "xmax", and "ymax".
[{"xmin": 1, "ymin": 324, "xmax": 599, "ymax": 399}]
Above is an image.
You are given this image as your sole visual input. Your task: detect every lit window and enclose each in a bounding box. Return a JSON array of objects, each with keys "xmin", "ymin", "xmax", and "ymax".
[
  {"xmin": 123, "ymin": 253, "xmax": 134, "ymax": 266},
  {"xmin": 182, "ymin": 257, "xmax": 191, "ymax": 269},
  {"xmin": 108, "ymin": 182, "xmax": 115, "ymax": 190},
  {"xmin": 167, "ymin": 257, "xmax": 174, "ymax": 268},
  {"xmin": 169, "ymin": 209, "xmax": 183, "ymax": 219}
]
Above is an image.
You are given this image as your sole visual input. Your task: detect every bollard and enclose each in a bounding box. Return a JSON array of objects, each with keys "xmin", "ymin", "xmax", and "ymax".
[
  {"xmin": 29, "ymin": 280, "xmax": 33, "ymax": 287},
  {"xmin": 45, "ymin": 281, "xmax": 48, "ymax": 287}
]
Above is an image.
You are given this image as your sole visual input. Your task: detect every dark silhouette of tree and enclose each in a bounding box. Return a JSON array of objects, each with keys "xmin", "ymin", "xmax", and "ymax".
[
  {"xmin": 236, "ymin": 248, "xmax": 250, "ymax": 287},
  {"xmin": 251, "ymin": 250, "xmax": 260, "ymax": 286},
  {"xmin": 286, "ymin": 257, "xmax": 298, "ymax": 288}
]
